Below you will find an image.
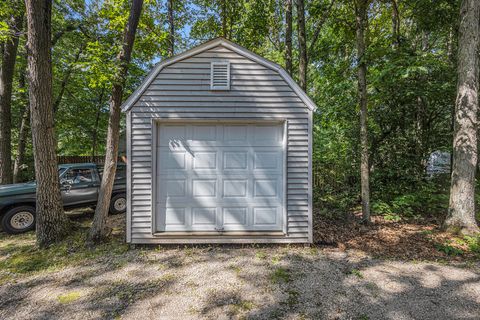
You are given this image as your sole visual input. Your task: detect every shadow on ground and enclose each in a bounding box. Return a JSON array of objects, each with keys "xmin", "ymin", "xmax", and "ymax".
[{"xmin": 0, "ymin": 213, "xmax": 479, "ymax": 319}]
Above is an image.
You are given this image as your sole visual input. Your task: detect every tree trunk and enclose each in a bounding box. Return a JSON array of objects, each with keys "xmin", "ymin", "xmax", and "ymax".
[
  {"xmin": 391, "ymin": 0, "xmax": 400, "ymax": 48},
  {"xmin": 88, "ymin": 0, "xmax": 143, "ymax": 244},
  {"xmin": 13, "ymin": 105, "xmax": 29, "ymax": 183},
  {"xmin": 355, "ymin": 0, "xmax": 371, "ymax": 223},
  {"xmin": 0, "ymin": 13, "xmax": 23, "ymax": 185},
  {"xmin": 168, "ymin": 0, "xmax": 175, "ymax": 57},
  {"xmin": 297, "ymin": 0, "xmax": 307, "ymax": 91},
  {"xmin": 285, "ymin": 0, "xmax": 293, "ymax": 75},
  {"xmin": 13, "ymin": 68, "xmax": 30, "ymax": 183},
  {"xmin": 26, "ymin": 0, "xmax": 69, "ymax": 247},
  {"xmin": 444, "ymin": 0, "xmax": 480, "ymax": 235},
  {"xmin": 91, "ymin": 88, "xmax": 105, "ymax": 163}
]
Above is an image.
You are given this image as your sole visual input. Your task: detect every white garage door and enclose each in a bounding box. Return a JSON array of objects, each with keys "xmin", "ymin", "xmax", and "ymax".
[{"xmin": 155, "ymin": 122, "xmax": 284, "ymax": 232}]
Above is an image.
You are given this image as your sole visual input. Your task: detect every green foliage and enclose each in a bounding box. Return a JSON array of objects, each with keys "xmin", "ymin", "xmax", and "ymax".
[
  {"xmin": 463, "ymin": 236, "xmax": 480, "ymax": 255},
  {"xmin": 435, "ymin": 242, "xmax": 463, "ymax": 257},
  {"xmin": 4, "ymin": 0, "xmax": 474, "ymax": 230}
]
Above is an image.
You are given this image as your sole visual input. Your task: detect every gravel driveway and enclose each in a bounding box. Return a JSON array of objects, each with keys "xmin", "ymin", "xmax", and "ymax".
[{"xmin": 1, "ymin": 244, "xmax": 479, "ymax": 320}]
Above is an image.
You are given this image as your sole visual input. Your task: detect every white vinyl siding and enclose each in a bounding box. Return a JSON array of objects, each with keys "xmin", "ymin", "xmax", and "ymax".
[{"xmin": 127, "ymin": 44, "xmax": 312, "ymax": 244}]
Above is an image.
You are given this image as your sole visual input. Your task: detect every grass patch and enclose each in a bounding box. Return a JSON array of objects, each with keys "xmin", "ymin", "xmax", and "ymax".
[
  {"xmin": 57, "ymin": 291, "xmax": 82, "ymax": 304},
  {"xmin": 228, "ymin": 264, "xmax": 242, "ymax": 275},
  {"xmin": 348, "ymin": 269, "xmax": 364, "ymax": 278},
  {"xmin": 270, "ymin": 267, "xmax": 291, "ymax": 284},
  {"xmin": 230, "ymin": 299, "xmax": 255, "ymax": 314},
  {"xmin": 0, "ymin": 225, "xmax": 129, "ymax": 284},
  {"xmin": 255, "ymin": 251, "xmax": 267, "ymax": 260}
]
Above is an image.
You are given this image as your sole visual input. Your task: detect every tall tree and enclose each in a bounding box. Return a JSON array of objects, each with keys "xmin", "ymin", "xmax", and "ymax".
[
  {"xmin": 444, "ymin": 0, "xmax": 480, "ymax": 235},
  {"xmin": 0, "ymin": 9, "xmax": 23, "ymax": 184},
  {"xmin": 25, "ymin": 0, "xmax": 69, "ymax": 247},
  {"xmin": 297, "ymin": 0, "xmax": 307, "ymax": 90},
  {"xmin": 168, "ymin": 0, "xmax": 175, "ymax": 56},
  {"xmin": 89, "ymin": 0, "xmax": 144, "ymax": 243},
  {"xmin": 285, "ymin": 0, "xmax": 293, "ymax": 75},
  {"xmin": 355, "ymin": 0, "xmax": 371, "ymax": 222},
  {"xmin": 13, "ymin": 66, "xmax": 29, "ymax": 183},
  {"xmin": 391, "ymin": 0, "xmax": 400, "ymax": 48}
]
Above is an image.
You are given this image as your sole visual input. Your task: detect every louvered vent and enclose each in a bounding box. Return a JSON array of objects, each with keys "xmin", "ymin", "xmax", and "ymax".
[{"xmin": 210, "ymin": 61, "xmax": 230, "ymax": 90}]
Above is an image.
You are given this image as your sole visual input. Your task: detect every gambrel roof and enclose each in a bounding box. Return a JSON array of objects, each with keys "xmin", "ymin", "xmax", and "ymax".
[{"xmin": 121, "ymin": 37, "xmax": 317, "ymax": 112}]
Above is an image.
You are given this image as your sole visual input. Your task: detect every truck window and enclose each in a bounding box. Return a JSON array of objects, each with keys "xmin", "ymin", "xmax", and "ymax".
[
  {"xmin": 61, "ymin": 168, "xmax": 94, "ymax": 185},
  {"xmin": 97, "ymin": 165, "xmax": 126, "ymax": 181}
]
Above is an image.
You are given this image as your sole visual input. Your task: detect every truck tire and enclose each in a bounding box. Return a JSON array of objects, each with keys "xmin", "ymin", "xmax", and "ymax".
[
  {"xmin": 109, "ymin": 194, "xmax": 126, "ymax": 215},
  {"xmin": 1, "ymin": 206, "xmax": 36, "ymax": 234}
]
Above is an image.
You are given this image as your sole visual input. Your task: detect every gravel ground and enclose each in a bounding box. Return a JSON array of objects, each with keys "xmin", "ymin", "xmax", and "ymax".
[{"xmin": 0, "ymin": 243, "xmax": 479, "ymax": 320}]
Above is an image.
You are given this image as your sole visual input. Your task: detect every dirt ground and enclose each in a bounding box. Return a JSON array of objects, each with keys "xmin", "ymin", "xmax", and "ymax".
[{"xmin": 0, "ymin": 211, "xmax": 479, "ymax": 320}]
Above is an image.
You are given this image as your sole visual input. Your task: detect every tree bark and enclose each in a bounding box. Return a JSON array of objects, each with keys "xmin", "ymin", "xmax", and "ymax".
[
  {"xmin": 391, "ymin": 0, "xmax": 400, "ymax": 48},
  {"xmin": 13, "ymin": 68, "xmax": 30, "ymax": 183},
  {"xmin": 91, "ymin": 88, "xmax": 105, "ymax": 163},
  {"xmin": 444, "ymin": 0, "xmax": 480, "ymax": 235},
  {"xmin": 26, "ymin": 0, "xmax": 69, "ymax": 247},
  {"xmin": 355, "ymin": 0, "xmax": 371, "ymax": 223},
  {"xmin": 285, "ymin": 0, "xmax": 293, "ymax": 75},
  {"xmin": 168, "ymin": 0, "xmax": 175, "ymax": 57},
  {"xmin": 88, "ymin": 0, "xmax": 143, "ymax": 243},
  {"xmin": 0, "ymin": 13, "xmax": 23, "ymax": 185},
  {"xmin": 297, "ymin": 0, "xmax": 307, "ymax": 91}
]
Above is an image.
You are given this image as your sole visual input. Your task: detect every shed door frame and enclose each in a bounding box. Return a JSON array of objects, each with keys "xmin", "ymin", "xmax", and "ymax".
[{"xmin": 151, "ymin": 118, "xmax": 288, "ymax": 235}]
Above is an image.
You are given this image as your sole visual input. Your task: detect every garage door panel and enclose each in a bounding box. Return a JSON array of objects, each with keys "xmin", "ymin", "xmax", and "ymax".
[
  {"xmin": 164, "ymin": 207, "xmax": 186, "ymax": 226},
  {"xmin": 160, "ymin": 179, "xmax": 187, "ymax": 198},
  {"xmin": 254, "ymin": 179, "xmax": 279, "ymax": 198},
  {"xmin": 222, "ymin": 207, "xmax": 247, "ymax": 226},
  {"xmin": 159, "ymin": 150, "xmax": 186, "ymax": 170},
  {"xmin": 192, "ymin": 179, "xmax": 217, "ymax": 197},
  {"xmin": 192, "ymin": 151, "xmax": 217, "ymax": 169},
  {"xmin": 192, "ymin": 207, "xmax": 217, "ymax": 226},
  {"xmin": 223, "ymin": 179, "xmax": 248, "ymax": 198},
  {"xmin": 253, "ymin": 125, "xmax": 282, "ymax": 144},
  {"xmin": 223, "ymin": 151, "xmax": 248, "ymax": 169},
  {"xmin": 224, "ymin": 125, "xmax": 248, "ymax": 142},
  {"xmin": 156, "ymin": 122, "xmax": 284, "ymax": 232},
  {"xmin": 253, "ymin": 207, "xmax": 280, "ymax": 228}
]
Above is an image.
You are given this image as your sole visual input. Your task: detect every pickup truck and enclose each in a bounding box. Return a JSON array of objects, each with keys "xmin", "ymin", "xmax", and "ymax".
[{"xmin": 0, "ymin": 163, "xmax": 127, "ymax": 234}]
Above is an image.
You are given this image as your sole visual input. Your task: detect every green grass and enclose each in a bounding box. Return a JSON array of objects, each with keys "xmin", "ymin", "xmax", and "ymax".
[
  {"xmin": 270, "ymin": 267, "xmax": 291, "ymax": 284},
  {"xmin": 57, "ymin": 291, "xmax": 82, "ymax": 304},
  {"xmin": 348, "ymin": 269, "xmax": 364, "ymax": 278},
  {"xmin": 0, "ymin": 226, "xmax": 129, "ymax": 284},
  {"xmin": 255, "ymin": 251, "xmax": 267, "ymax": 260}
]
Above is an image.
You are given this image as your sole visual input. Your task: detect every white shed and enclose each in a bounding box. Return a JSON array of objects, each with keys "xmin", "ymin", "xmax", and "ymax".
[{"xmin": 122, "ymin": 38, "xmax": 316, "ymax": 244}]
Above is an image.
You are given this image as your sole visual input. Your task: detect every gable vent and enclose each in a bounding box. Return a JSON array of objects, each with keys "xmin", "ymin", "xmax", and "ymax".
[{"xmin": 210, "ymin": 61, "xmax": 230, "ymax": 90}]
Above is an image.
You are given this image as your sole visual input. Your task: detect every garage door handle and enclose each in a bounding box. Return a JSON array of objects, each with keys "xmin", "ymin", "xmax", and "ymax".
[{"xmin": 215, "ymin": 227, "xmax": 224, "ymax": 232}]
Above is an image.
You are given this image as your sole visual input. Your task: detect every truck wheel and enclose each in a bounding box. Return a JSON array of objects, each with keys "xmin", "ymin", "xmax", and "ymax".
[
  {"xmin": 109, "ymin": 194, "xmax": 126, "ymax": 215},
  {"xmin": 1, "ymin": 206, "xmax": 36, "ymax": 234}
]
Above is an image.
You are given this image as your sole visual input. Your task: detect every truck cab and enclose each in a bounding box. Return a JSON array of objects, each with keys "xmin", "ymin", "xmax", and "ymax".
[{"xmin": 0, "ymin": 163, "xmax": 127, "ymax": 234}]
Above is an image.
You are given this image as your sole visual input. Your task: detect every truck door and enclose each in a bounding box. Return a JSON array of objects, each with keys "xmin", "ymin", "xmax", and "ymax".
[{"xmin": 60, "ymin": 168, "xmax": 99, "ymax": 207}]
